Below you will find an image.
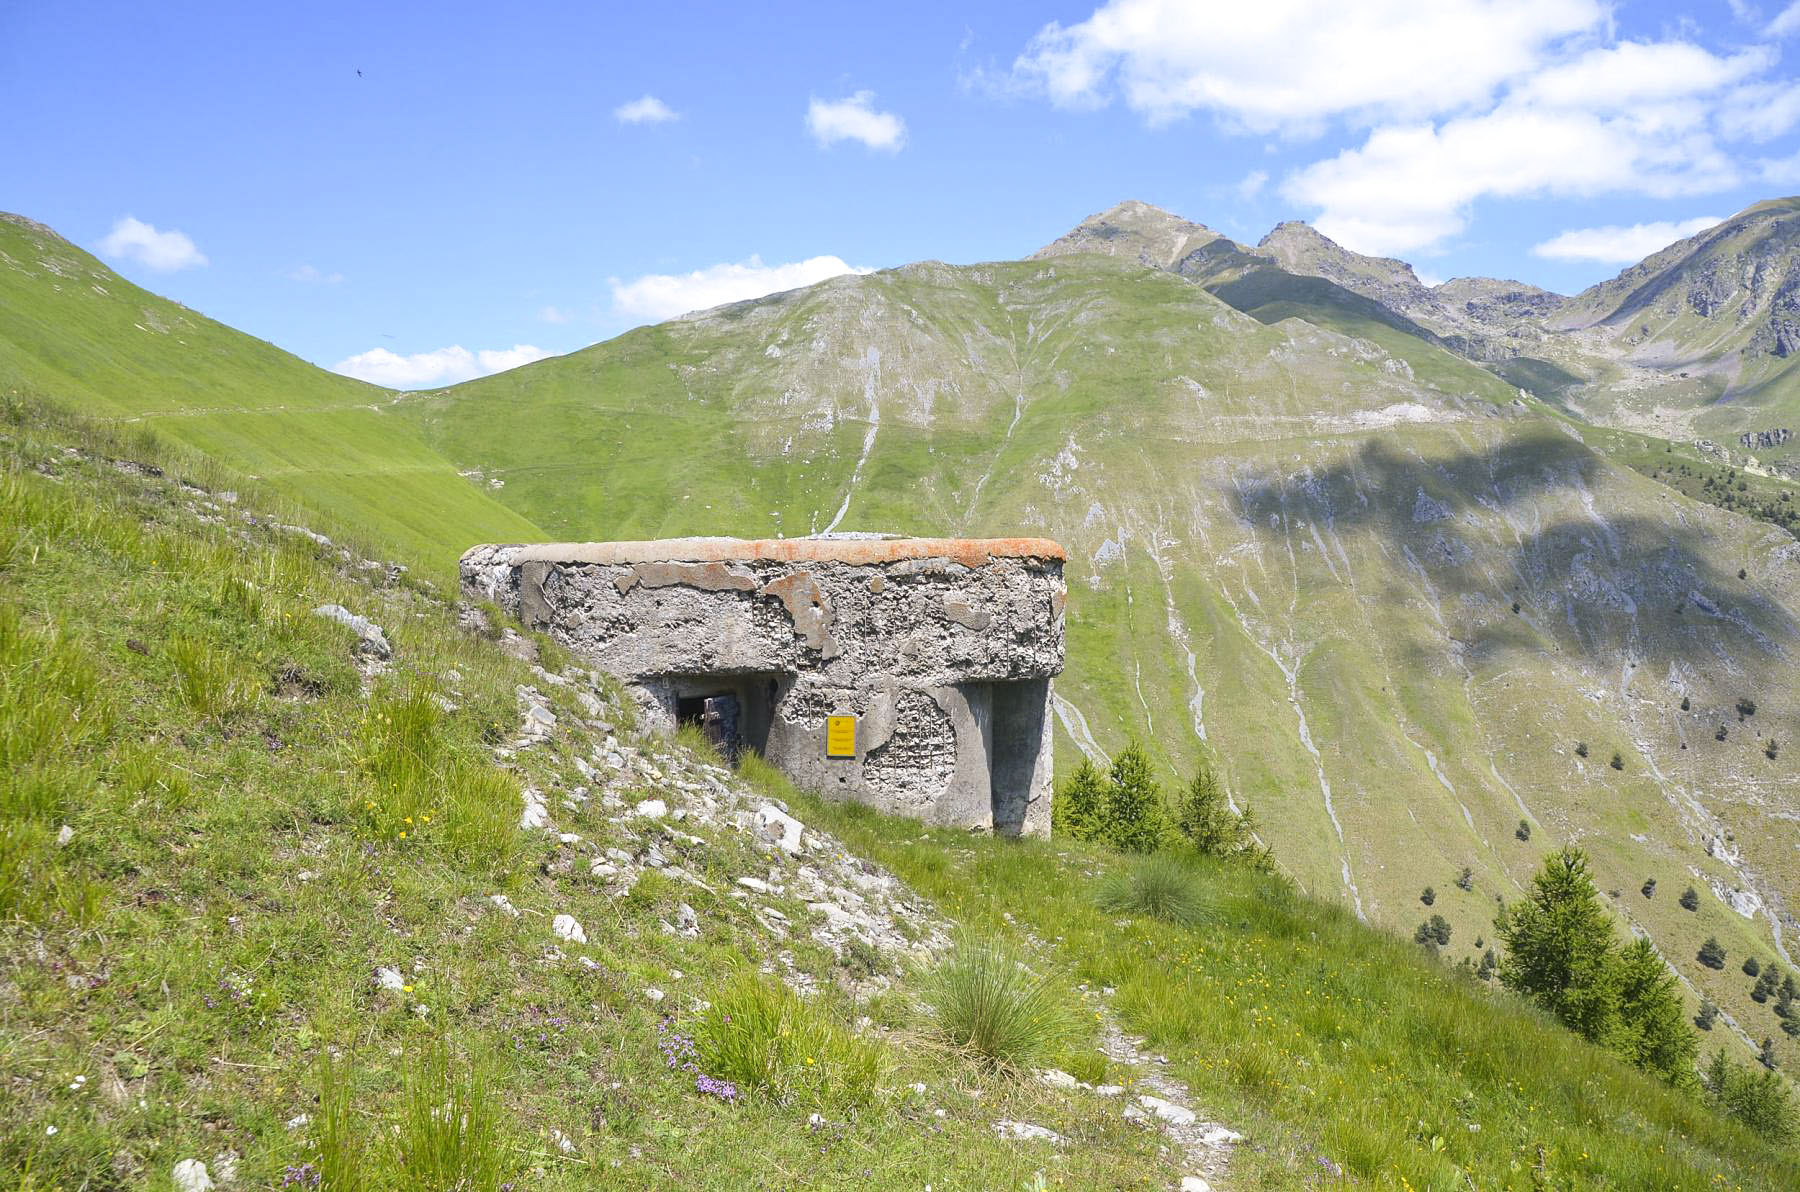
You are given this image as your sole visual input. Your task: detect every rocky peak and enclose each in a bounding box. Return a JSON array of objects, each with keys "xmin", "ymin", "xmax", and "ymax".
[
  {"xmin": 1032, "ymin": 200, "xmax": 1228, "ymax": 271},
  {"xmin": 1257, "ymin": 221, "xmax": 1430, "ymax": 308}
]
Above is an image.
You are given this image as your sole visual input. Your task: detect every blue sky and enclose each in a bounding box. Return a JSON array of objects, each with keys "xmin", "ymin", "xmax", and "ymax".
[{"xmin": 6, "ymin": 0, "xmax": 1800, "ymax": 386}]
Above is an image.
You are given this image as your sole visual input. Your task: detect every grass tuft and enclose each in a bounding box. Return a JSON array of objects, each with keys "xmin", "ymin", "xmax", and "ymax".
[
  {"xmin": 398, "ymin": 1031, "xmax": 506, "ymax": 1191},
  {"xmin": 917, "ymin": 934, "xmax": 1078, "ymax": 1074},
  {"xmin": 694, "ymin": 971, "xmax": 885, "ymax": 1112},
  {"xmin": 166, "ymin": 633, "xmax": 258, "ymax": 719},
  {"xmin": 1096, "ymin": 853, "xmax": 1213, "ymax": 927}
]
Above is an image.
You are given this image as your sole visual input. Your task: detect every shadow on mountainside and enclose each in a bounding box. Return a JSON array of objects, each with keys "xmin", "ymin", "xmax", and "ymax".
[{"xmin": 1230, "ymin": 429, "xmax": 1796, "ymax": 672}]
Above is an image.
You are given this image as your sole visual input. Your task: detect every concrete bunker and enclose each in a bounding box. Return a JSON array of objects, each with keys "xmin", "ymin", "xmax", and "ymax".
[{"xmin": 461, "ymin": 537, "xmax": 1067, "ymax": 836}]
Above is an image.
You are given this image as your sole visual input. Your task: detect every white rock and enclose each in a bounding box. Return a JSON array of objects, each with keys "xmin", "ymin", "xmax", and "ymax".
[
  {"xmin": 1135, "ymin": 1094, "xmax": 1196, "ymax": 1127},
  {"xmin": 736, "ymin": 876, "xmax": 775, "ymax": 894},
  {"xmin": 311, "ymin": 604, "xmax": 391, "ymax": 659},
  {"xmin": 1197, "ymin": 1124, "xmax": 1243, "ymax": 1147},
  {"xmin": 211, "ymin": 1152, "xmax": 239, "ymax": 1184},
  {"xmin": 285, "ymin": 1114, "xmax": 310, "ymax": 1130},
  {"xmin": 1094, "ymin": 1084, "xmax": 1124, "ymax": 1097},
  {"xmin": 374, "ymin": 967, "xmax": 406, "ymax": 991},
  {"xmin": 520, "ymin": 788, "xmax": 550, "ymax": 830},
  {"xmin": 551, "ymin": 914, "xmax": 587, "ymax": 944},
  {"xmin": 558, "ymin": 832, "xmax": 582, "ymax": 845},
  {"xmin": 1180, "ymin": 1178, "xmax": 1213, "ymax": 1192},
  {"xmin": 590, "ymin": 861, "xmax": 620, "ymax": 879},
  {"xmin": 1037, "ymin": 1068, "xmax": 1080, "ymax": 1090},
  {"xmin": 644, "ymin": 987, "xmax": 665, "ymax": 1003},
  {"xmin": 755, "ymin": 803, "xmax": 807, "ymax": 854},
  {"xmin": 56, "ymin": 824, "xmax": 74, "ymax": 847},
  {"xmin": 551, "ymin": 1128, "xmax": 576, "ymax": 1154},
  {"xmin": 172, "ymin": 1159, "xmax": 214, "ymax": 1191},
  {"xmin": 634, "ymin": 798, "xmax": 668, "ymax": 819},
  {"xmin": 994, "ymin": 1120, "xmax": 1063, "ymax": 1145},
  {"xmin": 489, "ymin": 894, "xmax": 521, "ymax": 917}
]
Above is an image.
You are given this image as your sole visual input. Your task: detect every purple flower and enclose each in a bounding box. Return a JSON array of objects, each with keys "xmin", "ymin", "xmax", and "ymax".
[{"xmin": 281, "ymin": 1163, "xmax": 321, "ymax": 1187}]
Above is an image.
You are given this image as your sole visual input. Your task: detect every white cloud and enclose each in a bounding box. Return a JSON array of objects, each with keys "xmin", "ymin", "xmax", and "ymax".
[
  {"xmin": 1719, "ymin": 80, "xmax": 1800, "ymax": 142},
  {"xmin": 1770, "ymin": 2, "xmax": 1800, "ymax": 37},
  {"xmin": 1236, "ymin": 169, "xmax": 1269, "ymax": 199},
  {"xmin": 806, "ymin": 92, "xmax": 906, "ymax": 151},
  {"xmin": 1010, "ymin": 0, "xmax": 1603, "ymax": 131},
  {"xmin": 610, "ymin": 255, "xmax": 872, "ymax": 321},
  {"xmin": 1281, "ymin": 38, "xmax": 1769, "ymax": 255},
  {"xmin": 1514, "ymin": 42, "xmax": 1769, "ymax": 109},
  {"xmin": 1531, "ymin": 216, "xmax": 1722, "ymax": 264},
  {"xmin": 288, "ymin": 264, "xmax": 343, "ymax": 284},
  {"xmin": 1286, "ymin": 103, "xmax": 1737, "ymax": 255},
  {"xmin": 96, "ymin": 216, "xmax": 208, "ymax": 271},
  {"xmin": 614, "ymin": 94, "xmax": 679, "ymax": 125},
  {"xmin": 332, "ymin": 344, "xmax": 551, "ymax": 389},
  {"xmin": 537, "ymin": 304, "xmax": 572, "ymax": 324}
]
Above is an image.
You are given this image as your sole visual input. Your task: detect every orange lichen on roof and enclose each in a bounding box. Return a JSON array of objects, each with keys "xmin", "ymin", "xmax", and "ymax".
[{"xmin": 501, "ymin": 536, "xmax": 1066, "ymax": 568}]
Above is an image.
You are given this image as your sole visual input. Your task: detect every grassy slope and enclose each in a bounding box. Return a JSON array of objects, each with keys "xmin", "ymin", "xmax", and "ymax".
[
  {"xmin": 791, "ymin": 788, "xmax": 1800, "ymax": 1189},
  {"xmin": 4, "ymin": 400, "xmax": 1794, "ymax": 1189},
  {"xmin": 399, "ymin": 254, "xmax": 1800, "ymax": 1071},
  {"xmin": 0, "ymin": 400, "xmax": 1184, "ymax": 1190},
  {"xmin": 0, "ymin": 215, "xmax": 546, "ymax": 583}
]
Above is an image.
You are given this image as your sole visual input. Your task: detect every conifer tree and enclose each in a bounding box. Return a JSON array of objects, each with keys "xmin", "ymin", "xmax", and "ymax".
[
  {"xmin": 1173, "ymin": 754, "xmax": 1241, "ymax": 857},
  {"xmin": 1102, "ymin": 741, "xmax": 1166, "ymax": 854},
  {"xmin": 1052, "ymin": 758, "xmax": 1106, "ymax": 842},
  {"xmin": 1698, "ymin": 937, "xmax": 1727, "ymax": 970},
  {"xmin": 1704, "ymin": 1049, "xmax": 1796, "ymax": 1141},
  {"xmin": 1171, "ymin": 755, "xmax": 1272, "ymax": 870},
  {"xmin": 1495, "ymin": 847, "xmax": 1622, "ymax": 1047},
  {"xmin": 1614, "ymin": 938, "xmax": 1698, "ymax": 1086}
]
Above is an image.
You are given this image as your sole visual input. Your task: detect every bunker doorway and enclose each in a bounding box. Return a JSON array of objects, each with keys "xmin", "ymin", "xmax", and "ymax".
[
  {"xmin": 677, "ymin": 693, "xmax": 741, "ymax": 760},
  {"xmin": 666, "ymin": 672, "xmax": 785, "ymax": 764},
  {"xmin": 983, "ymin": 678, "xmax": 1051, "ymax": 836}
]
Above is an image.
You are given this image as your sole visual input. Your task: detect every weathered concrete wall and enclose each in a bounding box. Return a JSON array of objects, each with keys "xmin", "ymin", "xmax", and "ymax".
[{"xmin": 462, "ymin": 537, "xmax": 1066, "ymax": 835}]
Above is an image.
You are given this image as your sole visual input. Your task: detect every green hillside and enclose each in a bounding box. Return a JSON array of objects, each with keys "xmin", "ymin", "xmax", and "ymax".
[
  {"xmin": 0, "ymin": 214, "xmax": 545, "ymax": 581},
  {"xmin": 3, "ymin": 398, "xmax": 1794, "ymax": 1188},
  {"xmin": 3, "ymin": 202, "xmax": 1797, "ymax": 1082},
  {"xmin": 395, "ymin": 236, "xmax": 1800, "ymax": 1075}
]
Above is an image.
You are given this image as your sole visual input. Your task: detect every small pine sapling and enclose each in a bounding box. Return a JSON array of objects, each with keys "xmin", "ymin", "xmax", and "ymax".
[
  {"xmin": 1698, "ymin": 937, "xmax": 1727, "ymax": 970},
  {"xmin": 1679, "ymin": 886, "xmax": 1700, "ymax": 911}
]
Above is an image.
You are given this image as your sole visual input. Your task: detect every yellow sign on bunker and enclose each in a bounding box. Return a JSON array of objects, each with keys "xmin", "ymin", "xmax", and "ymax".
[{"xmin": 826, "ymin": 715, "xmax": 857, "ymax": 759}]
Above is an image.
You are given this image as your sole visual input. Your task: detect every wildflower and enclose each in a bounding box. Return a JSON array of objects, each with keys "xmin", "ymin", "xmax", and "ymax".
[{"xmin": 398, "ymin": 832, "xmax": 406, "ymax": 839}]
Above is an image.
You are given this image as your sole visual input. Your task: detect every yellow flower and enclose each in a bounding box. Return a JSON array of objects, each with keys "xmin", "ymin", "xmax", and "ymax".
[
  {"xmin": 421, "ymin": 815, "xmax": 431, "ymax": 823},
  {"xmin": 398, "ymin": 831, "xmax": 407, "ymax": 839},
  {"xmin": 403, "ymin": 984, "xmax": 413, "ymax": 992},
  {"xmin": 403, "ymin": 816, "xmax": 413, "ymax": 824}
]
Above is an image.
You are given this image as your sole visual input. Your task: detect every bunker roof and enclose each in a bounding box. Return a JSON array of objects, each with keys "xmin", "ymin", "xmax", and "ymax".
[{"xmin": 496, "ymin": 536, "xmax": 1066, "ymax": 569}]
